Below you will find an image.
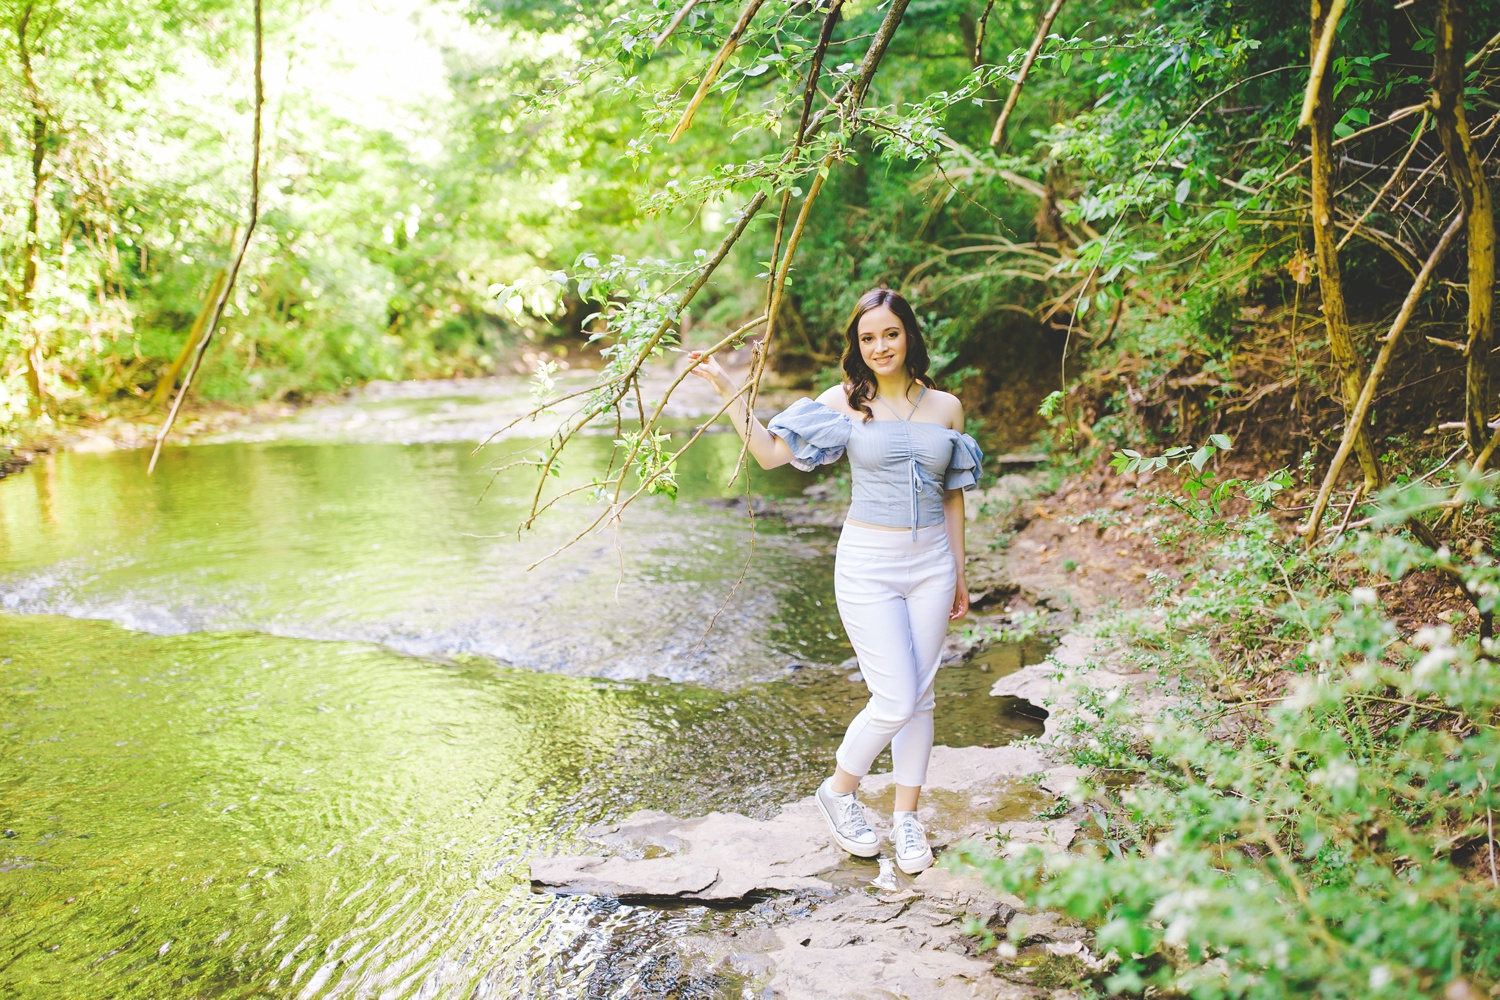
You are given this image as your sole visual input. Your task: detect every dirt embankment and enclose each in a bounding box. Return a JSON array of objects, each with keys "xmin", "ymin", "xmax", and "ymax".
[{"xmin": 963, "ymin": 464, "xmax": 1184, "ymax": 620}]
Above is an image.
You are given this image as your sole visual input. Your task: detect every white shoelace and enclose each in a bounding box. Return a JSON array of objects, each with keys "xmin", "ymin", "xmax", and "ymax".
[
  {"xmin": 895, "ymin": 816, "xmax": 926, "ymax": 856},
  {"xmin": 840, "ymin": 798, "xmax": 871, "ymax": 836}
]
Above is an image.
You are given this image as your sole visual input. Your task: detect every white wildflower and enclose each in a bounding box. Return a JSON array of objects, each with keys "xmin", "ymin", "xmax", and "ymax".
[
  {"xmin": 1369, "ymin": 965, "xmax": 1392, "ymax": 989},
  {"xmin": 1413, "ymin": 645, "xmax": 1456, "ymax": 687},
  {"xmin": 1412, "ymin": 625, "xmax": 1451, "ymax": 649},
  {"xmin": 1306, "ymin": 635, "xmax": 1337, "ymax": 662},
  {"xmin": 1283, "ymin": 677, "xmax": 1323, "ymax": 710},
  {"xmin": 1309, "ymin": 758, "xmax": 1359, "ymax": 793},
  {"xmin": 1350, "ymin": 586, "xmax": 1378, "ymax": 606}
]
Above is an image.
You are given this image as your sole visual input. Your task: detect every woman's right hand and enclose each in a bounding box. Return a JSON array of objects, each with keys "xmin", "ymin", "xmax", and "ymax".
[{"xmin": 686, "ymin": 351, "xmax": 735, "ymax": 398}]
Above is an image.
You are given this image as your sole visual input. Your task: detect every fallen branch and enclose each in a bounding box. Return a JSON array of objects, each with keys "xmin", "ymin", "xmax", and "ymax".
[{"xmin": 1302, "ymin": 212, "xmax": 1465, "ymax": 542}]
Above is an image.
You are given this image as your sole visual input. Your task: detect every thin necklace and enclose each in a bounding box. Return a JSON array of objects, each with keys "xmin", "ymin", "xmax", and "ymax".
[{"xmin": 873, "ymin": 383, "xmax": 924, "ymax": 420}]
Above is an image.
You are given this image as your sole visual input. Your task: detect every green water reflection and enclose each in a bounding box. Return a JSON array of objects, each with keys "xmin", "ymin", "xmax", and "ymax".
[{"xmin": 0, "ymin": 615, "xmax": 1042, "ymax": 998}]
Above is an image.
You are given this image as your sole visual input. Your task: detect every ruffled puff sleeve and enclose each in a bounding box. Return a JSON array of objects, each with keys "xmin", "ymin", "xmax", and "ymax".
[
  {"xmin": 944, "ymin": 433, "xmax": 985, "ymax": 491},
  {"xmin": 766, "ymin": 398, "xmax": 852, "ymax": 472}
]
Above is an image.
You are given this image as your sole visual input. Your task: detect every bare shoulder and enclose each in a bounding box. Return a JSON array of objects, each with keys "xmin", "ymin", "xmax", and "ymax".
[
  {"xmin": 815, "ymin": 383, "xmax": 857, "ymax": 417},
  {"xmin": 921, "ymin": 387, "xmax": 964, "ymax": 430}
]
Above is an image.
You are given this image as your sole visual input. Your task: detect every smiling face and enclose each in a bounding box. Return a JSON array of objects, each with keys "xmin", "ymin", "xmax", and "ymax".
[{"xmin": 856, "ymin": 305, "xmax": 908, "ymax": 380}]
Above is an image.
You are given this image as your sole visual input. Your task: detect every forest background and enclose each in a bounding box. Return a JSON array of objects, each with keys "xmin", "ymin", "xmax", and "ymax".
[{"xmin": 4, "ymin": 0, "xmax": 1500, "ymax": 996}]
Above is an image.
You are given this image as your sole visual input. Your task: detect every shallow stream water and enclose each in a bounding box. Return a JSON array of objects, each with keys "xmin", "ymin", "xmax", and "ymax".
[{"xmin": 0, "ymin": 377, "xmax": 1044, "ymax": 999}]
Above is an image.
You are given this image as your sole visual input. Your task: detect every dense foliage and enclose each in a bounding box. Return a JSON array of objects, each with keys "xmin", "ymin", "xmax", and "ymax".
[{"xmin": 4, "ymin": 2, "xmax": 1498, "ymax": 991}]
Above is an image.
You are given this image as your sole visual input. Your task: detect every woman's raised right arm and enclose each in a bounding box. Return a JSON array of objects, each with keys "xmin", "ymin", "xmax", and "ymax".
[{"xmin": 687, "ymin": 352, "xmax": 795, "ymax": 470}]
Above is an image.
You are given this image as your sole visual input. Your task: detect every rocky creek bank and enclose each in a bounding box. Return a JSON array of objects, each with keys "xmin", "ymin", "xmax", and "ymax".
[{"xmin": 529, "ymin": 468, "xmax": 1174, "ymax": 999}]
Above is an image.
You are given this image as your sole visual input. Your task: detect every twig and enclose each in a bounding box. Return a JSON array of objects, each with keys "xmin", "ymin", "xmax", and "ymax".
[
  {"xmin": 608, "ymin": 0, "xmax": 910, "ymax": 508},
  {"xmin": 148, "ymin": 0, "xmax": 262, "ymax": 474},
  {"xmin": 1336, "ymin": 109, "xmax": 1430, "ymax": 250},
  {"xmin": 669, "ymin": 0, "xmax": 767, "ymax": 144},
  {"xmin": 1260, "ymin": 103, "xmax": 1428, "ymax": 191},
  {"xmin": 653, "ymin": 0, "xmax": 703, "ymax": 51},
  {"xmin": 729, "ymin": 150, "xmax": 834, "ymax": 486},
  {"xmin": 1297, "ymin": 0, "xmax": 1347, "ymax": 129},
  {"xmin": 1483, "ymin": 775, "xmax": 1499, "ymax": 889},
  {"xmin": 1328, "ymin": 482, "xmax": 1365, "ymax": 545},
  {"xmin": 694, "ymin": 478, "xmax": 757, "ymax": 653},
  {"xmin": 472, "ymin": 373, "xmax": 629, "ymax": 453},
  {"xmin": 1466, "ymin": 27, "xmax": 1500, "ymax": 69},
  {"xmin": 974, "ymin": 0, "xmax": 998, "ymax": 63},
  {"xmin": 634, "ymin": 312, "xmax": 769, "ymax": 449},
  {"xmin": 988, "ymin": 0, "xmax": 1066, "ymax": 148},
  {"xmin": 528, "ymin": 378, "xmax": 759, "ymax": 571}
]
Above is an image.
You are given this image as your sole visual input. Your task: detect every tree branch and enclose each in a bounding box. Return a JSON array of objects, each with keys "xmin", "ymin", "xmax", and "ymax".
[
  {"xmin": 988, "ymin": 0, "xmax": 1066, "ymax": 148},
  {"xmin": 148, "ymin": 0, "xmax": 263, "ymax": 473},
  {"xmin": 669, "ymin": 0, "xmax": 767, "ymax": 144}
]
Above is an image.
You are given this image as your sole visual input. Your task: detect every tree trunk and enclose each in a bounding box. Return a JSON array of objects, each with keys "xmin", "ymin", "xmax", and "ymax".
[
  {"xmin": 1308, "ymin": 0, "xmax": 1381, "ymax": 488},
  {"xmin": 1433, "ymin": 0, "xmax": 1497, "ymax": 455},
  {"xmin": 16, "ymin": 4, "xmax": 47, "ymax": 417}
]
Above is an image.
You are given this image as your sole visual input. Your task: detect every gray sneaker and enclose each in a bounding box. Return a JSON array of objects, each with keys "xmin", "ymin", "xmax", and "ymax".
[
  {"xmin": 815, "ymin": 779, "xmax": 879, "ymax": 857},
  {"xmin": 892, "ymin": 811, "xmax": 933, "ymax": 874}
]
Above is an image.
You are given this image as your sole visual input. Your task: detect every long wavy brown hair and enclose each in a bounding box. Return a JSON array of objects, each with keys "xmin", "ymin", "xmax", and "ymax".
[{"xmin": 840, "ymin": 288, "xmax": 934, "ymax": 422}]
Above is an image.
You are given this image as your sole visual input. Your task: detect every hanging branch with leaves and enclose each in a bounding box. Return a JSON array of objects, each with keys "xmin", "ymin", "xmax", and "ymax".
[{"xmin": 479, "ymin": 0, "xmax": 916, "ymax": 565}]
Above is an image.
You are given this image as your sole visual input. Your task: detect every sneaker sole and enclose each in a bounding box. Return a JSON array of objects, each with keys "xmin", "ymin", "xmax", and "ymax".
[
  {"xmin": 895, "ymin": 847, "xmax": 934, "ymax": 875},
  {"xmin": 814, "ymin": 795, "xmax": 880, "ymax": 858}
]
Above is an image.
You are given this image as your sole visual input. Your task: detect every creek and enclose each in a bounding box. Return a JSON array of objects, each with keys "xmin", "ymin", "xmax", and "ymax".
[{"xmin": 0, "ymin": 377, "xmax": 1043, "ymax": 999}]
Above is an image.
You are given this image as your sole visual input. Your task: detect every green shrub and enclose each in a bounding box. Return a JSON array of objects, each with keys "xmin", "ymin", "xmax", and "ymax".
[{"xmin": 961, "ymin": 455, "xmax": 1500, "ymax": 999}]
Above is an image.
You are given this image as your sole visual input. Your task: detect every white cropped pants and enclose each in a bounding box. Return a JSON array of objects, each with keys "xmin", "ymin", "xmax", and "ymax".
[{"xmin": 833, "ymin": 521, "xmax": 957, "ymax": 787}]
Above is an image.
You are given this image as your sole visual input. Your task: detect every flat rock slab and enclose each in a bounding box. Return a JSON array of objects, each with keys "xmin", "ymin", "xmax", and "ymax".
[
  {"xmin": 529, "ymin": 745, "xmax": 1086, "ymax": 997},
  {"xmin": 533, "ymin": 800, "xmax": 842, "ymax": 901},
  {"xmin": 530, "ymin": 745, "xmax": 1067, "ymax": 902}
]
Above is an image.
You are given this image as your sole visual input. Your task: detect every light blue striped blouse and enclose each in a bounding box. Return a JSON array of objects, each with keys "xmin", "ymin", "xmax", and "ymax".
[{"xmin": 767, "ymin": 397, "xmax": 983, "ymax": 533}]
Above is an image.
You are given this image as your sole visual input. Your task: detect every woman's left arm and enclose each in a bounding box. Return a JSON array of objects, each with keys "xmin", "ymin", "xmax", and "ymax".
[{"xmin": 943, "ymin": 488, "xmax": 969, "ymax": 620}]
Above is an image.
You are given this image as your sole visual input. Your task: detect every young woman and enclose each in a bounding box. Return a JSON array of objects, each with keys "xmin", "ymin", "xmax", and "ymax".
[{"xmin": 689, "ymin": 288, "xmax": 981, "ymax": 874}]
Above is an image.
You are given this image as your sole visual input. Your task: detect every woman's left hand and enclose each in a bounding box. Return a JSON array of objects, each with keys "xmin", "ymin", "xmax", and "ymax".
[{"xmin": 949, "ymin": 577, "xmax": 970, "ymax": 620}]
